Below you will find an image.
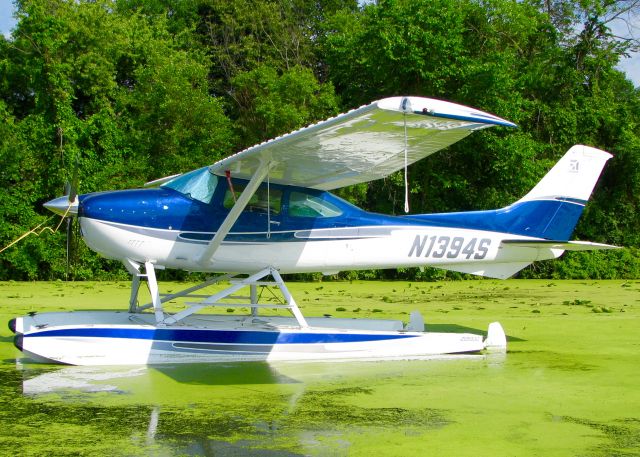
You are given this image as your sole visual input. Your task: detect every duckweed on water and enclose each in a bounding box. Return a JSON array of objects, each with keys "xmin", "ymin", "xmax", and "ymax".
[
  {"xmin": 0, "ymin": 279, "xmax": 639, "ymax": 456},
  {"xmin": 559, "ymin": 416, "xmax": 640, "ymax": 456},
  {"xmin": 286, "ymin": 386, "xmax": 449, "ymax": 430}
]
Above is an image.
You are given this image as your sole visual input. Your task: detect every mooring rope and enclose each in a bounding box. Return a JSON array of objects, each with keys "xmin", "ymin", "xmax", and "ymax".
[{"xmin": 0, "ymin": 203, "xmax": 73, "ymax": 254}]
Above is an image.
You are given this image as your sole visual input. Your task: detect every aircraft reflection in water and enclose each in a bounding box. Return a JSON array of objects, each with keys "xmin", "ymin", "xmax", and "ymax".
[
  {"xmin": 9, "ymin": 96, "xmax": 616, "ymax": 365},
  {"xmin": 18, "ymin": 355, "xmax": 504, "ymax": 454}
]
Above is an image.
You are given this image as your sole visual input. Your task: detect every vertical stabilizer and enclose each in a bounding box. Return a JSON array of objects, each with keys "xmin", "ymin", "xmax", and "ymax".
[
  {"xmin": 491, "ymin": 145, "xmax": 612, "ymax": 240},
  {"xmin": 517, "ymin": 145, "xmax": 612, "ymax": 204}
]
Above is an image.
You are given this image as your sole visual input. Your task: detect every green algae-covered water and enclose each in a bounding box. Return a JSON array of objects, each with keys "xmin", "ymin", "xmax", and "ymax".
[{"xmin": 1, "ymin": 279, "xmax": 639, "ymax": 456}]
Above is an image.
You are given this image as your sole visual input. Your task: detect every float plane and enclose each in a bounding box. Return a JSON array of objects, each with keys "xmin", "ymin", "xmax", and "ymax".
[{"xmin": 8, "ymin": 97, "xmax": 616, "ymax": 365}]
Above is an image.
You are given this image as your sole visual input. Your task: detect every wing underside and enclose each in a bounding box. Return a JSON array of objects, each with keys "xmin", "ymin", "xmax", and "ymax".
[{"xmin": 209, "ymin": 97, "xmax": 515, "ymax": 190}]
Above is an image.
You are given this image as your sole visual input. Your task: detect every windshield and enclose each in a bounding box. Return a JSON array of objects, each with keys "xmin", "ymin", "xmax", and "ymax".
[{"xmin": 161, "ymin": 167, "xmax": 218, "ymax": 204}]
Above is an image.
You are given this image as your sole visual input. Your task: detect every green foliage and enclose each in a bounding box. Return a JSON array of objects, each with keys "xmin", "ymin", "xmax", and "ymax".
[
  {"xmin": 0, "ymin": 0, "xmax": 639, "ymax": 279},
  {"xmin": 520, "ymin": 248, "xmax": 640, "ymax": 280},
  {"xmin": 320, "ymin": 0, "xmax": 640, "ymax": 279},
  {"xmin": 120, "ymin": 43, "xmax": 234, "ymax": 174},
  {"xmin": 0, "ymin": 0, "xmax": 236, "ymax": 278},
  {"xmin": 230, "ymin": 65, "xmax": 339, "ymax": 146},
  {"xmin": 322, "ymin": 0, "xmax": 470, "ymax": 104}
]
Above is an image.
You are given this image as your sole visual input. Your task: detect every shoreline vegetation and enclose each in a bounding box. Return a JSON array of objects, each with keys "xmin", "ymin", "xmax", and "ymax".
[{"xmin": 1, "ymin": 0, "xmax": 640, "ymax": 281}]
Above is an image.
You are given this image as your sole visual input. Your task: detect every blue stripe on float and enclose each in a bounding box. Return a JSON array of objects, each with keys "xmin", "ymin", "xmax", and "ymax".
[{"xmin": 27, "ymin": 327, "xmax": 414, "ymax": 344}]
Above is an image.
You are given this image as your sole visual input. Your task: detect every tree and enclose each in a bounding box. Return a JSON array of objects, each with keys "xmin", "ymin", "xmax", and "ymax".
[
  {"xmin": 230, "ymin": 65, "xmax": 339, "ymax": 147},
  {"xmin": 1, "ymin": 0, "xmax": 639, "ymax": 280},
  {"xmin": 0, "ymin": 0, "xmax": 235, "ymax": 278},
  {"xmin": 320, "ymin": 0, "xmax": 640, "ymax": 278}
]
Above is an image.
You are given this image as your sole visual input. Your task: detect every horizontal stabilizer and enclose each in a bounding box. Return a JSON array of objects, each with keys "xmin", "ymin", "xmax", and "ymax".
[{"xmin": 501, "ymin": 240, "xmax": 620, "ymax": 251}]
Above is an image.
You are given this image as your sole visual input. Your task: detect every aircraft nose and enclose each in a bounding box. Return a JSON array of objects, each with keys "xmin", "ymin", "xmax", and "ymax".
[{"xmin": 44, "ymin": 196, "xmax": 78, "ymax": 217}]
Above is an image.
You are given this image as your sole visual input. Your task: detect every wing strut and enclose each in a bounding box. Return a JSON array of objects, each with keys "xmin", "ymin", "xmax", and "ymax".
[
  {"xmin": 198, "ymin": 162, "xmax": 271, "ymax": 266},
  {"xmin": 402, "ymin": 99, "xmax": 410, "ymax": 213}
]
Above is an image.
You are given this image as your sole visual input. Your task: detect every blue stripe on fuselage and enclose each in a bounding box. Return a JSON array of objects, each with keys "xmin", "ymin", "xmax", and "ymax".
[
  {"xmin": 78, "ymin": 180, "xmax": 586, "ymax": 242},
  {"xmin": 78, "ymin": 184, "xmax": 370, "ymax": 234},
  {"xmin": 405, "ymin": 199, "xmax": 586, "ymax": 241}
]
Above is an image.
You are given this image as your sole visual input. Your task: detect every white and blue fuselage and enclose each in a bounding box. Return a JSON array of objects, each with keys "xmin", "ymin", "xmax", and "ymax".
[{"xmin": 77, "ymin": 161, "xmax": 591, "ymax": 280}]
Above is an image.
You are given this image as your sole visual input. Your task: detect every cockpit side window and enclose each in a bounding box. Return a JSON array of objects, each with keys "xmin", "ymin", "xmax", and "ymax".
[
  {"xmin": 161, "ymin": 167, "xmax": 218, "ymax": 204},
  {"xmin": 223, "ymin": 186, "xmax": 282, "ymax": 215},
  {"xmin": 289, "ymin": 192, "xmax": 343, "ymax": 218}
]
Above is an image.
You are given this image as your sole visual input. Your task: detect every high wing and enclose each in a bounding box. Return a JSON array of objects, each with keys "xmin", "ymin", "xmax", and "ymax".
[
  {"xmin": 197, "ymin": 96, "xmax": 515, "ymax": 265},
  {"xmin": 209, "ymin": 96, "xmax": 516, "ymax": 191}
]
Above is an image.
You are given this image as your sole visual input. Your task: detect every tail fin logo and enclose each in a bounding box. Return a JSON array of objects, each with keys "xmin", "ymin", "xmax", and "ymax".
[{"xmin": 569, "ymin": 160, "xmax": 580, "ymax": 173}]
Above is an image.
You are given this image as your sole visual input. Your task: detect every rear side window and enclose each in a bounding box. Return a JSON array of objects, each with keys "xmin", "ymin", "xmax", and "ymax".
[{"xmin": 289, "ymin": 192, "xmax": 343, "ymax": 218}]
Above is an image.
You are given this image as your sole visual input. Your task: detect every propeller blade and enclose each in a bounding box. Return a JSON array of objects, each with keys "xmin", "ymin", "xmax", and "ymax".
[
  {"xmin": 66, "ymin": 217, "xmax": 71, "ymax": 280},
  {"xmin": 69, "ymin": 168, "xmax": 79, "ymax": 203}
]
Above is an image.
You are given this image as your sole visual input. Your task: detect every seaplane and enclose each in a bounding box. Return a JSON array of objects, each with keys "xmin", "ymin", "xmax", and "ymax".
[{"xmin": 8, "ymin": 96, "xmax": 616, "ymax": 365}]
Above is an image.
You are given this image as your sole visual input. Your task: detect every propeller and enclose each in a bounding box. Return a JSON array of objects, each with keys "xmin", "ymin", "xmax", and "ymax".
[
  {"xmin": 64, "ymin": 168, "xmax": 80, "ymax": 280},
  {"xmin": 44, "ymin": 168, "xmax": 81, "ymax": 280}
]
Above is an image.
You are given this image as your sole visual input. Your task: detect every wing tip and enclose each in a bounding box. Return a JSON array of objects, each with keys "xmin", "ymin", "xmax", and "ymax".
[{"xmin": 376, "ymin": 96, "xmax": 517, "ymax": 128}]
